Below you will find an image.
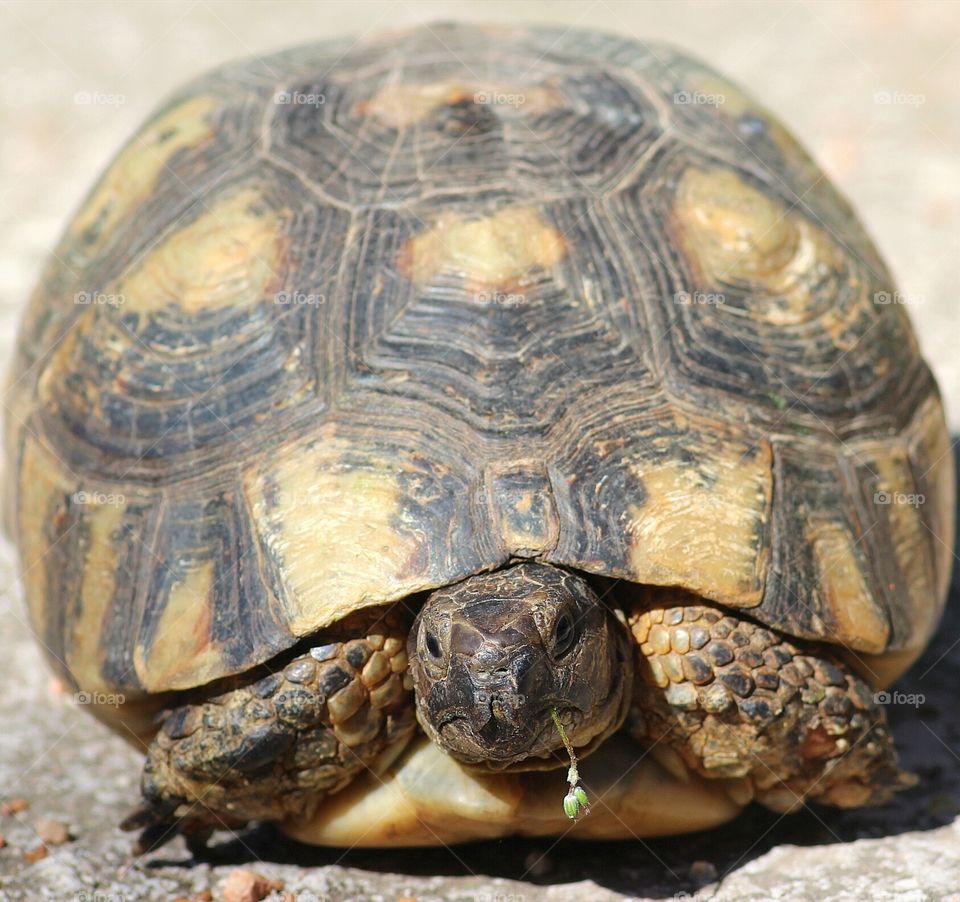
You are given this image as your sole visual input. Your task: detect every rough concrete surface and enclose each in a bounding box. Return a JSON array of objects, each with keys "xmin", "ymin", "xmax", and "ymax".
[{"xmin": 1, "ymin": 2, "xmax": 959, "ymax": 900}]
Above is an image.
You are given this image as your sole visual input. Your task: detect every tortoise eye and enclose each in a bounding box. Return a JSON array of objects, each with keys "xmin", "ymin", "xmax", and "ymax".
[
  {"xmin": 552, "ymin": 611, "xmax": 576, "ymax": 657},
  {"xmin": 424, "ymin": 630, "xmax": 443, "ymax": 660}
]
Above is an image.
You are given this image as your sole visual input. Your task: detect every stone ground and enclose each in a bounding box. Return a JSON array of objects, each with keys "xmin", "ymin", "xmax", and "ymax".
[{"xmin": 1, "ymin": 1, "xmax": 959, "ymax": 900}]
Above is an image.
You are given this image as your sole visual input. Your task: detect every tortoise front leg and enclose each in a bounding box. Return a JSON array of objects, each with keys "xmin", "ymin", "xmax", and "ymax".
[
  {"xmin": 624, "ymin": 593, "xmax": 914, "ymax": 812},
  {"xmin": 121, "ymin": 607, "xmax": 415, "ymax": 851}
]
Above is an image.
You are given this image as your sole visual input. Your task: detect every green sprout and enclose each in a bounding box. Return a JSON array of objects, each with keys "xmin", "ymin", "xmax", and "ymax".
[
  {"xmin": 767, "ymin": 391, "xmax": 788, "ymax": 411},
  {"xmin": 551, "ymin": 707, "xmax": 590, "ymax": 820}
]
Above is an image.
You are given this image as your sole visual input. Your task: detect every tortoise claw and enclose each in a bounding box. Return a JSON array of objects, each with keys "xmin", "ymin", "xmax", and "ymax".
[
  {"xmin": 184, "ymin": 825, "xmax": 215, "ymax": 857},
  {"xmin": 120, "ymin": 800, "xmax": 218, "ymax": 856},
  {"xmin": 130, "ymin": 819, "xmax": 181, "ymax": 855},
  {"xmin": 120, "ymin": 796, "xmax": 192, "ymax": 855},
  {"xmin": 119, "ymin": 796, "xmax": 180, "ymax": 833}
]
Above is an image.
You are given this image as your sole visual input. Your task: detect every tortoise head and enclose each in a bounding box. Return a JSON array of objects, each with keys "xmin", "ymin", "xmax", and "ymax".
[{"xmin": 408, "ymin": 562, "xmax": 633, "ymax": 771}]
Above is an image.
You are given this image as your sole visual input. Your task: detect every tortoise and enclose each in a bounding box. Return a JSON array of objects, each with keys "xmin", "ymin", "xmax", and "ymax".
[{"xmin": 5, "ymin": 22, "xmax": 955, "ymax": 849}]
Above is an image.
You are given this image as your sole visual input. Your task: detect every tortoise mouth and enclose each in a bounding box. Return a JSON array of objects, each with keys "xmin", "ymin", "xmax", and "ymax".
[{"xmin": 437, "ymin": 705, "xmax": 580, "ymax": 771}]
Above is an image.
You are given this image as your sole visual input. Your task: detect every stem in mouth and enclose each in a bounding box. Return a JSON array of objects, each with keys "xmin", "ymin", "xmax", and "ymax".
[{"xmin": 551, "ymin": 707, "xmax": 590, "ymax": 820}]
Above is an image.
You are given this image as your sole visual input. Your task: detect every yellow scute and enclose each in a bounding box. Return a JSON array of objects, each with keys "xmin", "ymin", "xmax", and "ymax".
[
  {"xmin": 136, "ymin": 559, "xmax": 221, "ymax": 691},
  {"xmin": 674, "ymin": 167, "xmax": 846, "ymax": 324},
  {"xmin": 846, "ymin": 437, "xmax": 938, "ymax": 652},
  {"xmin": 242, "ymin": 427, "xmax": 429, "ymax": 635},
  {"xmin": 16, "ymin": 434, "xmax": 139, "ymax": 693},
  {"xmin": 905, "ymin": 394, "xmax": 956, "ymax": 604},
  {"xmin": 115, "ymin": 188, "xmax": 286, "ymax": 315},
  {"xmin": 809, "ymin": 523, "xmax": 889, "ymax": 654},
  {"xmin": 399, "ymin": 207, "xmax": 565, "ymax": 290},
  {"xmin": 624, "ymin": 442, "xmax": 771, "ymax": 604},
  {"xmin": 16, "ymin": 436, "xmax": 71, "ymax": 648},
  {"xmin": 67, "ymin": 499, "xmax": 126, "ymax": 692}
]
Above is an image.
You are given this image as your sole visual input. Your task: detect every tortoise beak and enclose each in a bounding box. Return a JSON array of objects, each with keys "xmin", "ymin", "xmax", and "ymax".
[
  {"xmin": 462, "ymin": 641, "xmax": 535, "ymax": 733},
  {"xmin": 434, "ymin": 634, "xmax": 552, "ymax": 762},
  {"xmin": 444, "ymin": 641, "xmax": 535, "ymax": 729}
]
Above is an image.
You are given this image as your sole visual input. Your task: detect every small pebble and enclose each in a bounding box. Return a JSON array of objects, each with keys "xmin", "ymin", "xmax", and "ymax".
[
  {"xmin": 23, "ymin": 843, "xmax": 48, "ymax": 863},
  {"xmin": 196, "ymin": 893, "xmax": 213, "ymax": 902},
  {"xmin": 0, "ymin": 833, "xmax": 6, "ymax": 849},
  {"xmin": 690, "ymin": 859, "xmax": 718, "ymax": 885},
  {"xmin": 397, "ymin": 896, "xmax": 419, "ymax": 902},
  {"xmin": 1, "ymin": 799, "xmax": 28, "ymax": 816},
  {"xmin": 220, "ymin": 868, "xmax": 283, "ymax": 902},
  {"xmin": 35, "ymin": 817, "xmax": 71, "ymax": 845}
]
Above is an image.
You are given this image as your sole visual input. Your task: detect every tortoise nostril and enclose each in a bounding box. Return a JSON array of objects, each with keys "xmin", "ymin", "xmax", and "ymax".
[
  {"xmin": 470, "ymin": 642, "xmax": 510, "ymax": 681},
  {"xmin": 471, "ymin": 665, "xmax": 508, "ymax": 686}
]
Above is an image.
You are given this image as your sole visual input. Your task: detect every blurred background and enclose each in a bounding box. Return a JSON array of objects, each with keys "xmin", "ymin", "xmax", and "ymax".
[{"xmin": 1, "ymin": 3, "xmax": 958, "ymax": 900}]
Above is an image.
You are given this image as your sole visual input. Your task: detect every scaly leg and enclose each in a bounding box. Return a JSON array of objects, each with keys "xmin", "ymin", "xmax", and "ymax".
[
  {"xmin": 121, "ymin": 607, "xmax": 415, "ymax": 850},
  {"xmin": 625, "ymin": 593, "xmax": 913, "ymax": 812}
]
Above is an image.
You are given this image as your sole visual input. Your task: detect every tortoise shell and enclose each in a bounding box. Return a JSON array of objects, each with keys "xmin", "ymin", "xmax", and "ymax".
[{"xmin": 6, "ymin": 23, "xmax": 954, "ymax": 704}]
